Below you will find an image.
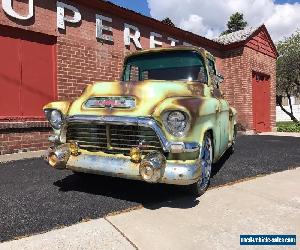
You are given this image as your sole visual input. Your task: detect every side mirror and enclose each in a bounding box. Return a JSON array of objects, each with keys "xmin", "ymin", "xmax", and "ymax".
[{"xmin": 216, "ymin": 73, "xmax": 224, "ymax": 84}]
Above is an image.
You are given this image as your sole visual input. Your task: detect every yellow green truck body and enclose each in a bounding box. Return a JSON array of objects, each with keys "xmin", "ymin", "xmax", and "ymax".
[{"xmin": 44, "ymin": 46, "xmax": 237, "ymax": 194}]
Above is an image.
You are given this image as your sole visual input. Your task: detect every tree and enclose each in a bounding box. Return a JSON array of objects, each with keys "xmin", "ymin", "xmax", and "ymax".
[
  {"xmin": 161, "ymin": 17, "xmax": 175, "ymax": 27},
  {"xmin": 221, "ymin": 12, "xmax": 247, "ymax": 35},
  {"xmin": 276, "ymin": 31, "xmax": 300, "ymax": 123}
]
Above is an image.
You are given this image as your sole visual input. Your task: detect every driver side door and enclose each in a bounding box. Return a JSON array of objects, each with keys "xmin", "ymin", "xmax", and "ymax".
[{"xmin": 208, "ymin": 59, "xmax": 230, "ymax": 156}]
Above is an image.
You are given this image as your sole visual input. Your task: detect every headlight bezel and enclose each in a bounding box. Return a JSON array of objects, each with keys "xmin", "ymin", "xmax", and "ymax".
[
  {"xmin": 44, "ymin": 109, "xmax": 64, "ymax": 130},
  {"xmin": 161, "ymin": 110, "xmax": 191, "ymax": 137}
]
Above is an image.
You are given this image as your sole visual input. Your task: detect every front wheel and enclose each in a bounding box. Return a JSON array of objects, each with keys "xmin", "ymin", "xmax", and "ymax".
[{"xmin": 189, "ymin": 132, "xmax": 213, "ymax": 196}]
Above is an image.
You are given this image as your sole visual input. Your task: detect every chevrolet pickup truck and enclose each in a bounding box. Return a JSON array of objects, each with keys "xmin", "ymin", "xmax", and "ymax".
[{"xmin": 44, "ymin": 46, "xmax": 237, "ymax": 196}]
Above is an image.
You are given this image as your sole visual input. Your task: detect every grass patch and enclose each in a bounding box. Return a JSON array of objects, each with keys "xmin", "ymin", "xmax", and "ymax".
[{"xmin": 277, "ymin": 121, "xmax": 300, "ymax": 132}]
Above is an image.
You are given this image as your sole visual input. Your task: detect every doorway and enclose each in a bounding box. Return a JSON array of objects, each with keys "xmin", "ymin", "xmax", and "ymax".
[
  {"xmin": 252, "ymin": 72, "xmax": 271, "ymax": 132},
  {"xmin": 0, "ymin": 26, "xmax": 57, "ymax": 118}
]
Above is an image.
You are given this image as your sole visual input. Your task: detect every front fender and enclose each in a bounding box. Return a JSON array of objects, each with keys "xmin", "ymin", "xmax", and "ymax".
[
  {"xmin": 152, "ymin": 97, "xmax": 219, "ymax": 145},
  {"xmin": 229, "ymin": 107, "xmax": 237, "ymax": 125},
  {"xmin": 43, "ymin": 101, "xmax": 71, "ymax": 116}
]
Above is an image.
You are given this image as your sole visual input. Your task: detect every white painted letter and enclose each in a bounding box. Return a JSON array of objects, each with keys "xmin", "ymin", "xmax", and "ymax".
[
  {"xmin": 124, "ymin": 23, "xmax": 142, "ymax": 49},
  {"xmin": 167, "ymin": 37, "xmax": 179, "ymax": 47},
  {"xmin": 57, "ymin": 1, "xmax": 81, "ymax": 30},
  {"xmin": 2, "ymin": 0, "xmax": 33, "ymax": 20},
  {"xmin": 96, "ymin": 14, "xmax": 113, "ymax": 42},
  {"xmin": 150, "ymin": 32, "xmax": 162, "ymax": 48}
]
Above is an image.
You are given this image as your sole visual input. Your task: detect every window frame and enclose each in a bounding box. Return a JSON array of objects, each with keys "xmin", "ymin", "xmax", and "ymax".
[{"xmin": 122, "ymin": 50, "xmax": 208, "ymax": 83}]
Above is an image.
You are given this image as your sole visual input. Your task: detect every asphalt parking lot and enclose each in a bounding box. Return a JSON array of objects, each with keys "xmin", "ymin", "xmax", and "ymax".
[{"xmin": 0, "ymin": 135, "xmax": 300, "ymax": 242}]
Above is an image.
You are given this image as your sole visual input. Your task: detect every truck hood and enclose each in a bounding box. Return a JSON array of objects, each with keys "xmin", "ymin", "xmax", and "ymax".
[{"xmin": 67, "ymin": 81, "xmax": 204, "ymax": 117}]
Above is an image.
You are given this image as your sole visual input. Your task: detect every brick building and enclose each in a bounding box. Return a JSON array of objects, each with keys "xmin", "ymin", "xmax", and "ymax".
[{"xmin": 0, "ymin": 0, "xmax": 277, "ymax": 155}]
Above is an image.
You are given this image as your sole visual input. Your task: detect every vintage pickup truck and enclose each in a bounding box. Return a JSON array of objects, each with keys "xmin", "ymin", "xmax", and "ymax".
[{"xmin": 44, "ymin": 46, "xmax": 237, "ymax": 196}]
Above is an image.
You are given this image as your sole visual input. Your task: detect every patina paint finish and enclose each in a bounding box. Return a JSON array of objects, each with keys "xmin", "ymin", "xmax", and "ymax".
[{"xmin": 43, "ymin": 46, "xmax": 237, "ymax": 187}]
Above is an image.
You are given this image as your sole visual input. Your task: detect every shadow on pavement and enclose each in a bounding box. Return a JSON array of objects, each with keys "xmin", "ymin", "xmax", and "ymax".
[
  {"xmin": 53, "ymin": 174, "xmax": 198, "ymax": 209},
  {"xmin": 211, "ymin": 150, "xmax": 232, "ymax": 178},
  {"xmin": 53, "ymin": 150, "xmax": 231, "ymax": 210}
]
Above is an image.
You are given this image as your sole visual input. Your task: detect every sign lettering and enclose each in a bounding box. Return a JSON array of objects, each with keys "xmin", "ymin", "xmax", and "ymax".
[
  {"xmin": 124, "ymin": 23, "xmax": 142, "ymax": 49},
  {"xmin": 2, "ymin": 0, "xmax": 33, "ymax": 20},
  {"xmin": 57, "ymin": 1, "xmax": 81, "ymax": 30},
  {"xmin": 150, "ymin": 32, "xmax": 162, "ymax": 48},
  {"xmin": 96, "ymin": 14, "xmax": 113, "ymax": 42},
  {"xmin": 1, "ymin": 0, "xmax": 193, "ymax": 48}
]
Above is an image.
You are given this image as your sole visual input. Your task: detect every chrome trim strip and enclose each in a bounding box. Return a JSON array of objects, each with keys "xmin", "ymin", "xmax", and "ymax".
[
  {"xmin": 83, "ymin": 96, "xmax": 136, "ymax": 109},
  {"xmin": 48, "ymin": 135, "xmax": 59, "ymax": 143},
  {"xmin": 65, "ymin": 115, "xmax": 200, "ymax": 153}
]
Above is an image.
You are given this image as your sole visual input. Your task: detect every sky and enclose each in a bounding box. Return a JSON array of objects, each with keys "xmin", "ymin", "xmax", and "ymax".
[{"xmin": 108, "ymin": 0, "xmax": 300, "ymax": 41}]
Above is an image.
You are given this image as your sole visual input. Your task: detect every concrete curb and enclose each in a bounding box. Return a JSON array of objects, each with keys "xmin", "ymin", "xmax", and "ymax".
[
  {"xmin": 0, "ymin": 218, "xmax": 135, "ymax": 250},
  {"xmin": 258, "ymin": 131, "xmax": 300, "ymax": 137},
  {"xmin": 0, "ymin": 150, "xmax": 47, "ymax": 164},
  {"xmin": 238, "ymin": 131, "xmax": 300, "ymax": 137}
]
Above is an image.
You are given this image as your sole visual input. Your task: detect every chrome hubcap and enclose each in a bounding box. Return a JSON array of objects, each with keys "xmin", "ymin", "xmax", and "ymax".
[{"xmin": 199, "ymin": 136, "xmax": 212, "ymax": 190}]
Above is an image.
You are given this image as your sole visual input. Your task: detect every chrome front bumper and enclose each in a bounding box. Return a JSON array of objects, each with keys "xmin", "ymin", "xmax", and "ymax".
[
  {"xmin": 66, "ymin": 153, "xmax": 201, "ymax": 185},
  {"xmin": 47, "ymin": 144, "xmax": 201, "ymax": 185}
]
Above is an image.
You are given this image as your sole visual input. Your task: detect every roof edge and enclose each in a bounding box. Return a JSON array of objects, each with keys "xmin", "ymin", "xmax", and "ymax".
[
  {"xmin": 219, "ymin": 25, "xmax": 278, "ymax": 57},
  {"xmin": 256, "ymin": 24, "xmax": 279, "ymax": 57}
]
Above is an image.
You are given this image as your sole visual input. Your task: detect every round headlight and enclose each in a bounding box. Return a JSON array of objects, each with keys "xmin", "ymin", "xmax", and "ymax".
[
  {"xmin": 162, "ymin": 111, "xmax": 190, "ymax": 137},
  {"xmin": 45, "ymin": 109, "xmax": 63, "ymax": 130}
]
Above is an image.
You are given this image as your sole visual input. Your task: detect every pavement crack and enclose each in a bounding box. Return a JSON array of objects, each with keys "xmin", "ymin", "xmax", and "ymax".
[{"xmin": 104, "ymin": 217, "xmax": 139, "ymax": 250}]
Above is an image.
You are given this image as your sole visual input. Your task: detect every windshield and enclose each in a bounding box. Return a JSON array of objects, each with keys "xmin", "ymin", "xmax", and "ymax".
[{"xmin": 122, "ymin": 50, "xmax": 207, "ymax": 82}]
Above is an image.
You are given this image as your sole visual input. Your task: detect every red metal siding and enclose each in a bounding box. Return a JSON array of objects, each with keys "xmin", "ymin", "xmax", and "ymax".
[
  {"xmin": 0, "ymin": 34, "xmax": 21, "ymax": 116},
  {"xmin": 246, "ymin": 30, "xmax": 277, "ymax": 59},
  {"xmin": 0, "ymin": 27, "xmax": 57, "ymax": 118},
  {"xmin": 20, "ymin": 39, "xmax": 57, "ymax": 117}
]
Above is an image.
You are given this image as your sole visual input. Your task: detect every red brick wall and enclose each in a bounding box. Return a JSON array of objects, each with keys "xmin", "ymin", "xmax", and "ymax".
[
  {"xmin": 0, "ymin": 1, "xmax": 277, "ymax": 154},
  {"xmin": 0, "ymin": 129, "xmax": 51, "ymax": 155},
  {"xmin": 0, "ymin": 1, "xmax": 57, "ymax": 36},
  {"xmin": 218, "ymin": 48, "xmax": 244, "ymax": 112},
  {"xmin": 0, "ymin": 1, "xmax": 56, "ymax": 155},
  {"xmin": 1, "ymin": 0, "xmax": 205, "ymax": 155},
  {"xmin": 242, "ymin": 46, "xmax": 276, "ymax": 130},
  {"xmin": 218, "ymin": 45, "xmax": 276, "ymax": 131}
]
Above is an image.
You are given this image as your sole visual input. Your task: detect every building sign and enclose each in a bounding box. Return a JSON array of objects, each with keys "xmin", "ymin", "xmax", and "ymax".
[
  {"xmin": 1, "ymin": 0, "xmax": 191, "ymax": 48},
  {"xmin": 2, "ymin": 0, "xmax": 33, "ymax": 20},
  {"xmin": 57, "ymin": 1, "xmax": 81, "ymax": 30}
]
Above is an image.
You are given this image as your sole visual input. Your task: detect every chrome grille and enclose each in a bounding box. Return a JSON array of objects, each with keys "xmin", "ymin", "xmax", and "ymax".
[{"xmin": 66, "ymin": 122, "xmax": 163, "ymax": 154}]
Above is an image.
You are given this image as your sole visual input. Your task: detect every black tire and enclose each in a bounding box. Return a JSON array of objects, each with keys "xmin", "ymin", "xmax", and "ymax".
[{"xmin": 188, "ymin": 132, "xmax": 213, "ymax": 197}]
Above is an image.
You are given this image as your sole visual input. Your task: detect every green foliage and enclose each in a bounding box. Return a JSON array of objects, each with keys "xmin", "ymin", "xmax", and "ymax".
[
  {"xmin": 276, "ymin": 31, "xmax": 300, "ymax": 96},
  {"xmin": 276, "ymin": 31, "xmax": 300, "ymax": 123},
  {"xmin": 277, "ymin": 122, "xmax": 300, "ymax": 132},
  {"xmin": 161, "ymin": 17, "xmax": 175, "ymax": 27},
  {"xmin": 221, "ymin": 12, "xmax": 247, "ymax": 35}
]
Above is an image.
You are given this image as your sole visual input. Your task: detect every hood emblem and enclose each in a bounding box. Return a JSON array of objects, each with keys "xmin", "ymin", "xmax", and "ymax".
[{"xmin": 85, "ymin": 96, "xmax": 136, "ymax": 109}]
